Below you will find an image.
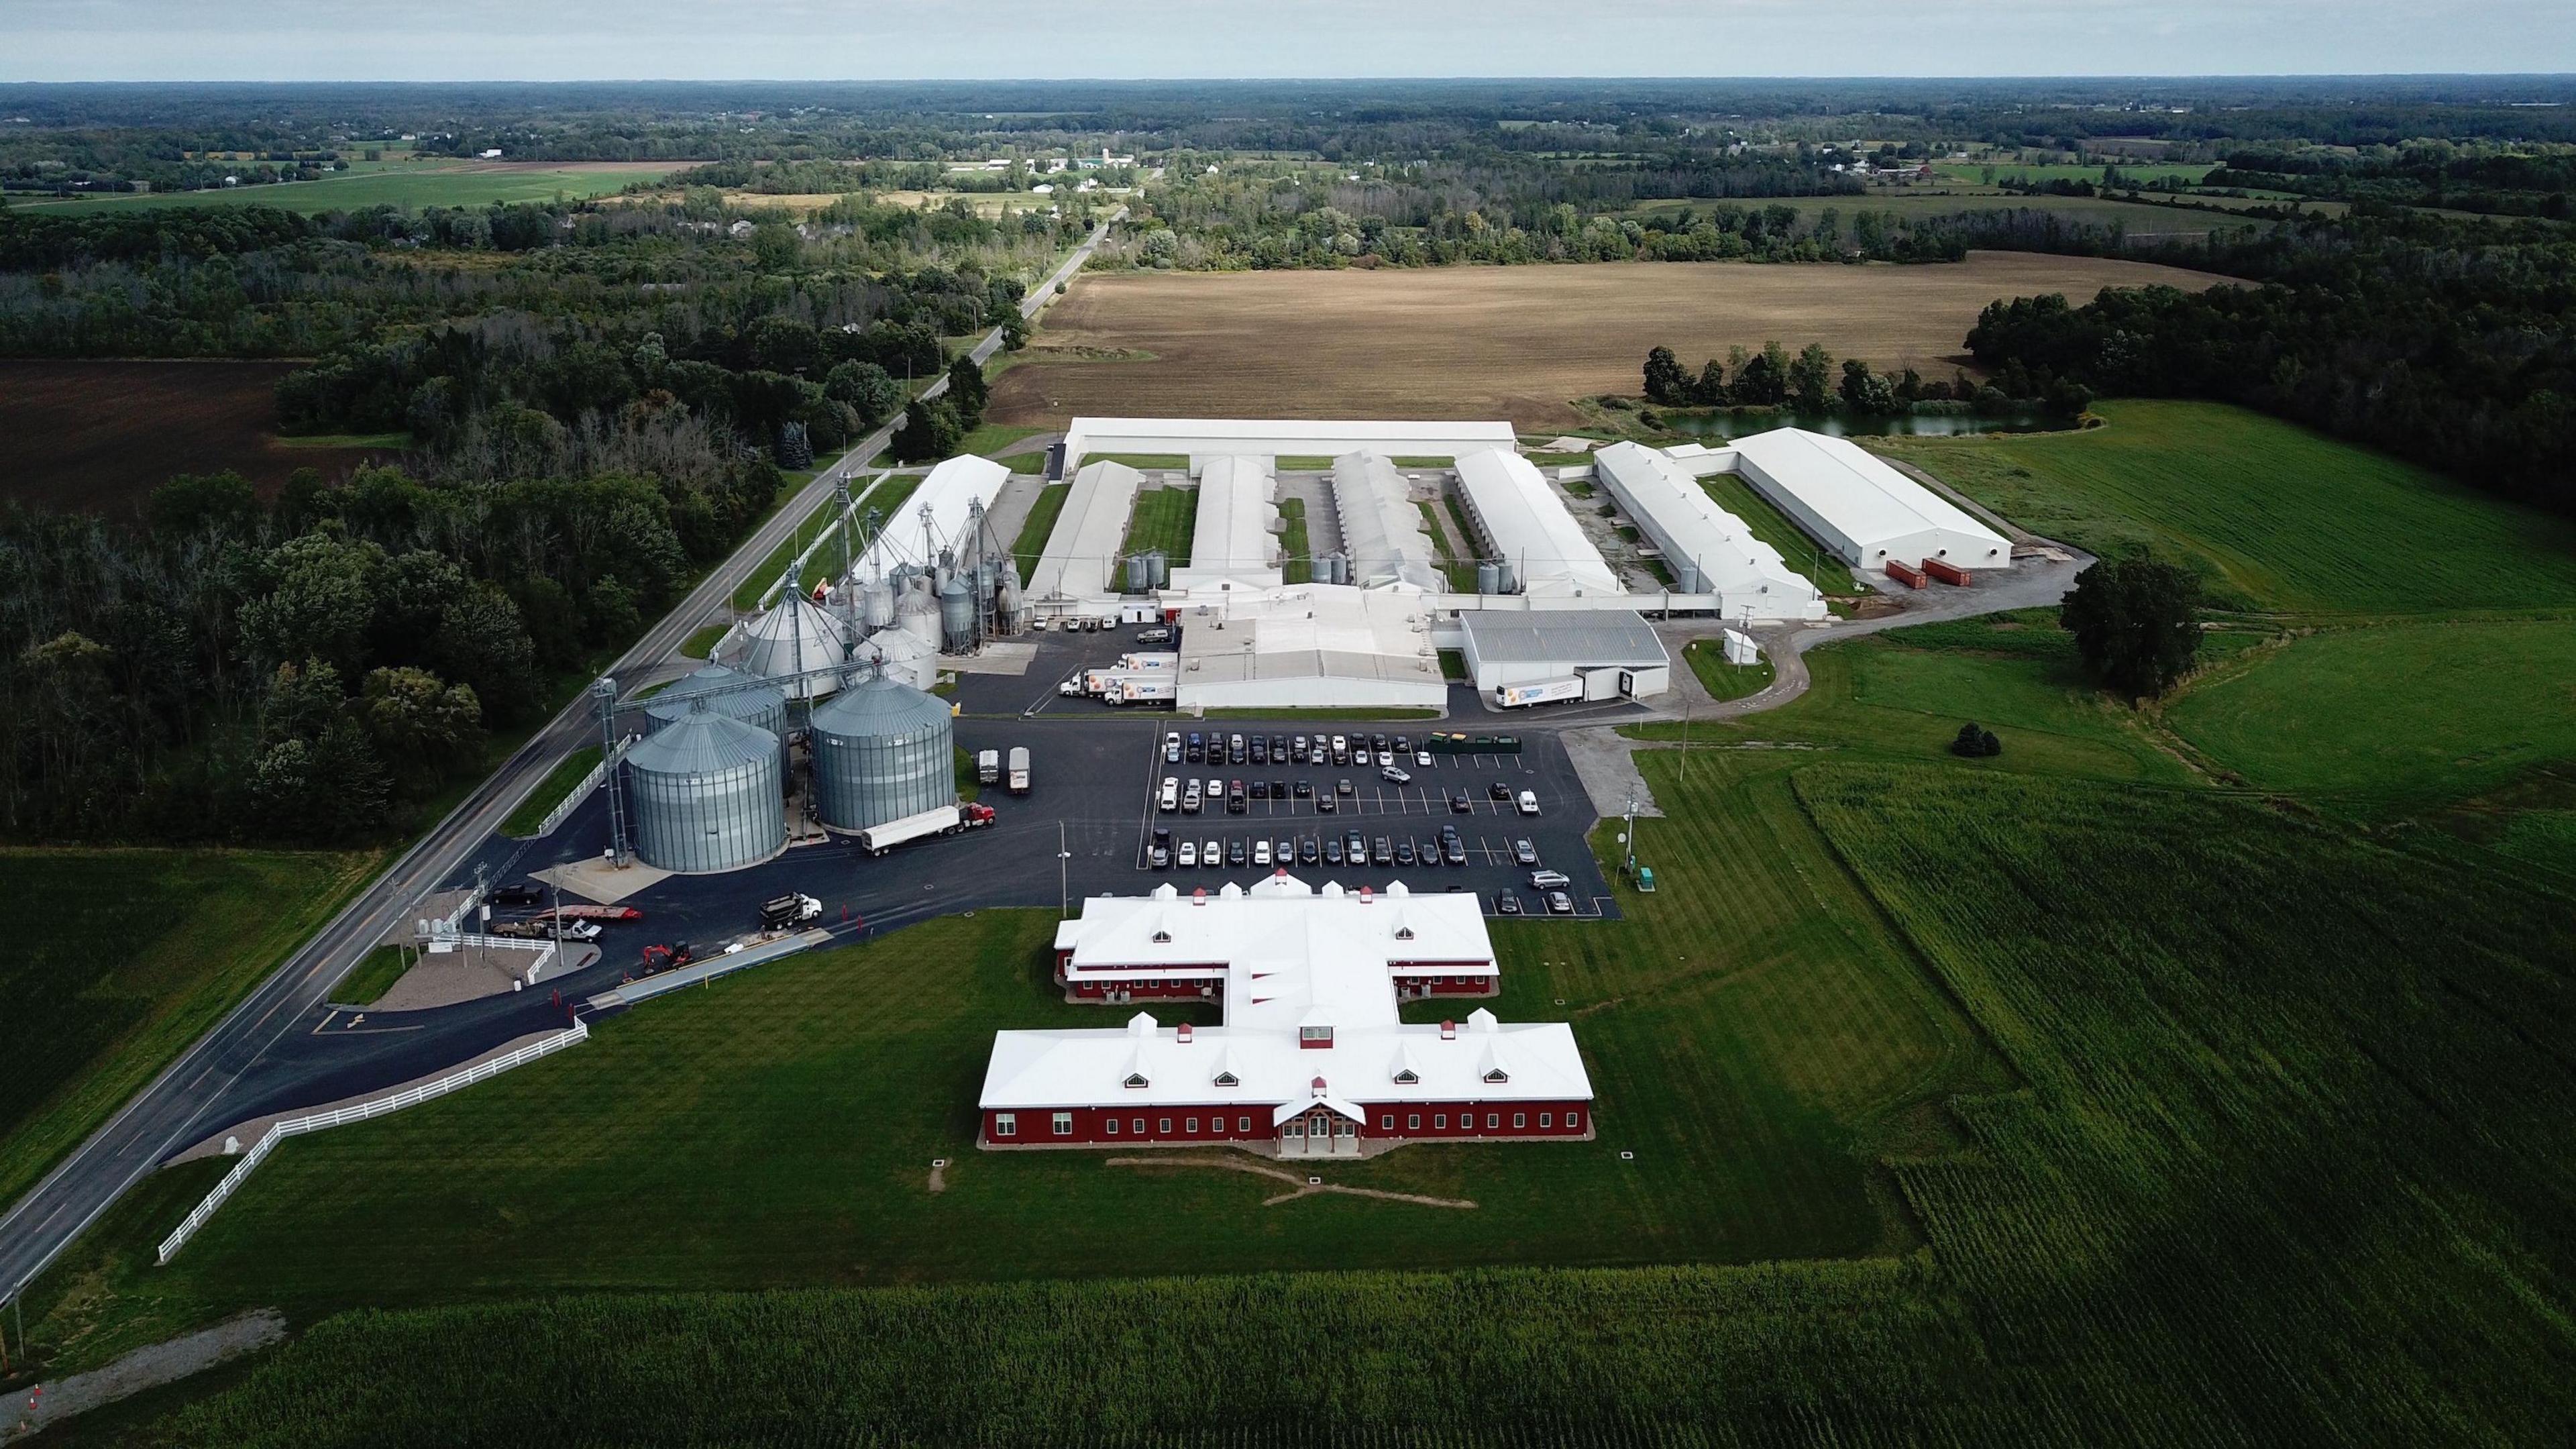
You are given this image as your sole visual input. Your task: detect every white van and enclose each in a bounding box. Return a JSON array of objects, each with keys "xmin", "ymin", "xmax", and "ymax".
[{"xmin": 1517, "ymin": 790, "xmax": 1540, "ymax": 816}]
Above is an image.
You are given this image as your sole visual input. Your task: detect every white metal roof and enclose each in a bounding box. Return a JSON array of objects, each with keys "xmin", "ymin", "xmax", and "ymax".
[
  {"xmin": 983, "ymin": 875, "xmax": 1589, "ymax": 1112},
  {"xmin": 1062, "ymin": 417, "xmax": 1519, "ymax": 468},
  {"xmin": 1329, "ymin": 451, "xmax": 1441, "ymax": 591},
  {"xmin": 1592, "ymin": 442, "xmax": 1825, "ymax": 619},
  {"xmin": 1451, "ymin": 448, "xmax": 1624, "ymax": 598},
  {"xmin": 1027, "ymin": 460, "xmax": 1141, "ymax": 601},
  {"xmin": 1726, "ymin": 429, "xmax": 2011, "ymax": 571},
  {"xmin": 1170, "ymin": 582, "xmax": 1442, "ymax": 692},
  {"xmin": 1456, "ymin": 609, "xmax": 1667, "ymax": 665},
  {"xmin": 847, "ymin": 455, "xmax": 1010, "ymax": 587},
  {"xmin": 1177, "ymin": 454, "xmax": 1281, "ymax": 588}
]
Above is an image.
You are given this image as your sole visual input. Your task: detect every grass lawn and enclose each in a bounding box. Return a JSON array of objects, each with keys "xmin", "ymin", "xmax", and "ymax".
[
  {"xmin": 1278, "ymin": 496, "xmax": 1312, "ymax": 583},
  {"xmin": 2163, "ymin": 619, "xmax": 2576, "ymax": 808},
  {"xmin": 1682, "ymin": 638, "xmax": 1776, "ymax": 702},
  {"xmin": 274, "ymin": 431, "xmax": 410, "ymax": 450},
  {"xmin": 1120, "ymin": 486, "xmax": 1197, "ymax": 564},
  {"xmin": 1437, "ymin": 648, "xmax": 1468, "ymax": 681},
  {"xmin": 1871, "ymin": 400, "xmax": 2576, "ymax": 616},
  {"xmin": 955, "ymin": 422, "xmax": 1046, "ymax": 460},
  {"xmin": 498, "ymin": 747, "xmax": 603, "ymax": 839},
  {"xmin": 678, "ymin": 623, "xmax": 729, "ymax": 659},
  {"xmin": 1010, "ymin": 482, "xmax": 1070, "ymax": 576},
  {"xmin": 1699, "ymin": 470, "xmax": 1858, "ymax": 596},
  {"xmin": 0, "ymin": 848, "xmax": 376, "ymax": 1212},
  {"xmin": 729, "ymin": 495, "xmax": 847, "ymax": 611},
  {"xmin": 327, "ymin": 945, "xmax": 414, "ymax": 1008}
]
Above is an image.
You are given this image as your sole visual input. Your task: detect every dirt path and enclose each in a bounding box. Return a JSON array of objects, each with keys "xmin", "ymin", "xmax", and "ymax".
[
  {"xmin": 3, "ymin": 1309, "xmax": 283, "ymax": 1440},
  {"xmin": 1108, "ymin": 1155, "xmax": 1477, "ymax": 1210}
]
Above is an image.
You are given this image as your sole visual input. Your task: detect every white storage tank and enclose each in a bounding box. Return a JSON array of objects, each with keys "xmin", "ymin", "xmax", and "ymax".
[{"xmin": 624, "ymin": 705, "xmax": 786, "ymax": 873}]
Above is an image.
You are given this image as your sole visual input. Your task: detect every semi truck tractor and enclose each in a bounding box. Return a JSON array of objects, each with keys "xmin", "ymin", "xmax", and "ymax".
[{"xmin": 976, "ymin": 749, "xmax": 1002, "ymax": 785}]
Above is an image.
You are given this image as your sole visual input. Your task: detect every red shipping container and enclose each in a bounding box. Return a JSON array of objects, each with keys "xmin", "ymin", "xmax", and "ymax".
[
  {"xmin": 1921, "ymin": 557, "xmax": 1970, "ymax": 586},
  {"xmin": 1885, "ymin": 560, "xmax": 1929, "ymax": 589}
]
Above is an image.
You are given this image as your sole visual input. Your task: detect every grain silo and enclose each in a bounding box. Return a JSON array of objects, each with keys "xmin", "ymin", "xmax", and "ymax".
[
  {"xmin": 739, "ymin": 593, "xmax": 853, "ymax": 702},
  {"xmin": 624, "ymin": 704, "xmax": 786, "ymax": 873},
  {"xmin": 808, "ymin": 670, "xmax": 955, "ymax": 834}
]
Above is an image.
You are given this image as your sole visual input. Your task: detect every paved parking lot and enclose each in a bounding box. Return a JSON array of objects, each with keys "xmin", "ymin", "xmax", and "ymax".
[{"xmin": 1125, "ymin": 723, "xmax": 1613, "ymax": 918}]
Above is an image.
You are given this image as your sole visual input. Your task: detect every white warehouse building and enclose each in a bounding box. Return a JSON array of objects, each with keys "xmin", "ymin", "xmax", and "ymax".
[
  {"xmin": 848, "ymin": 453, "xmax": 1011, "ymax": 588},
  {"xmin": 1173, "ymin": 454, "xmax": 1281, "ymax": 590},
  {"xmin": 1591, "ymin": 441, "xmax": 1828, "ymax": 622},
  {"xmin": 1451, "ymin": 449, "xmax": 1625, "ymax": 598},
  {"xmin": 1329, "ymin": 451, "xmax": 1442, "ymax": 592},
  {"xmin": 1456, "ymin": 610, "xmax": 1670, "ymax": 701},
  {"xmin": 1027, "ymin": 459, "xmax": 1144, "ymax": 604},
  {"xmin": 1717, "ymin": 430, "xmax": 2012, "ymax": 578}
]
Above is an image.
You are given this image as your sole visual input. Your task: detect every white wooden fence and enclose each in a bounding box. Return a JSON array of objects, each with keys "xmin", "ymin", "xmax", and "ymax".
[
  {"xmin": 533, "ymin": 735, "xmax": 634, "ymax": 839},
  {"xmin": 156, "ymin": 1018, "xmax": 590, "ymax": 1265}
]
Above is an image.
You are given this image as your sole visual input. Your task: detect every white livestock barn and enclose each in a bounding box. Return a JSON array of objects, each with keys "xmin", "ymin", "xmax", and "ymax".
[
  {"xmin": 1028, "ymin": 460, "xmax": 1143, "ymax": 602},
  {"xmin": 1328, "ymin": 451, "xmax": 1442, "ymax": 592},
  {"xmin": 1591, "ymin": 442, "xmax": 1828, "ymax": 621},
  {"xmin": 848, "ymin": 455, "xmax": 1010, "ymax": 588},
  {"xmin": 1173, "ymin": 454, "xmax": 1281, "ymax": 589},
  {"xmin": 1450, "ymin": 449, "xmax": 1623, "ymax": 598},
  {"xmin": 1721, "ymin": 430, "xmax": 2012, "ymax": 578}
]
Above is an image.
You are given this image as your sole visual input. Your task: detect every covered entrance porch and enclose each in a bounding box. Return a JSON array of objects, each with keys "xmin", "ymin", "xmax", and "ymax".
[{"xmin": 1273, "ymin": 1089, "xmax": 1363, "ymax": 1159}]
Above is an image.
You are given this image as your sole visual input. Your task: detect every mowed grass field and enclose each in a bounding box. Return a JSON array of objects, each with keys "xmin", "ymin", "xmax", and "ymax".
[
  {"xmin": 11, "ymin": 160, "xmax": 691, "ymax": 215},
  {"xmin": 988, "ymin": 254, "xmax": 2230, "ymax": 430},
  {"xmin": 0, "ymin": 360, "xmax": 399, "ymax": 515},
  {"xmin": 1120, "ymin": 484, "xmax": 1199, "ymax": 564},
  {"xmin": 0, "ymin": 848, "xmax": 376, "ymax": 1211},
  {"xmin": 1871, "ymin": 400, "xmax": 2576, "ymax": 615}
]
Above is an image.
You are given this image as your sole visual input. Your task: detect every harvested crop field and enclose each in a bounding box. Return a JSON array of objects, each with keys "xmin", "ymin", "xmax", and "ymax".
[
  {"xmin": 992, "ymin": 252, "xmax": 2227, "ymax": 429},
  {"xmin": 0, "ymin": 360, "xmax": 398, "ymax": 515}
]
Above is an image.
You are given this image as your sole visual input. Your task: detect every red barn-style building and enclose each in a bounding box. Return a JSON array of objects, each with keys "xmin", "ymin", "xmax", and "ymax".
[{"xmin": 979, "ymin": 873, "xmax": 1593, "ymax": 1157}]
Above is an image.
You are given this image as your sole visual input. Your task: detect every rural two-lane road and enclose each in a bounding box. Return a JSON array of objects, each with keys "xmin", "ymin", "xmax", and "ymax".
[{"xmin": 0, "ymin": 212, "xmax": 1122, "ymax": 1309}]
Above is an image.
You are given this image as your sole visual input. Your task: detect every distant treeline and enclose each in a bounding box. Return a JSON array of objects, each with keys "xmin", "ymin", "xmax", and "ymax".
[{"xmin": 1964, "ymin": 205, "xmax": 2576, "ymax": 519}]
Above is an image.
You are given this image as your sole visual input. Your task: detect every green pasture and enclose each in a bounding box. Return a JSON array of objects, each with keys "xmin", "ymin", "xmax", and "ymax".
[
  {"xmin": 8, "ymin": 162, "xmax": 691, "ymax": 215},
  {"xmin": 1871, "ymin": 400, "xmax": 2576, "ymax": 615},
  {"xmin": 0, "ymin": 848, "xmax": 375, "ymax": 1211}
]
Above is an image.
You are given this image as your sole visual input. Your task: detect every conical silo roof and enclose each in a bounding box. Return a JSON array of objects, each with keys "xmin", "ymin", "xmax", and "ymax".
[
  {"xmin": 809, "ymin": 668, "xmax": 949, "ymax": 741},
  {"xmin": 625, "ymin": 706, "xmax": 780, "ymax": 778},
  {"xmin": 739, "ymin": 594, "xmax": 853, "ymax": 697},
  {"xmin": 645, "ymin": 663, "xmax": 787, "ymax": 730}
]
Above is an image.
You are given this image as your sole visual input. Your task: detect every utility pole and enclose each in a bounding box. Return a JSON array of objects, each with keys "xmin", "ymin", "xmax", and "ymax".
[{"xmin": 1057, "ymin": 818, "xmax": 1073, "ymax": 920}]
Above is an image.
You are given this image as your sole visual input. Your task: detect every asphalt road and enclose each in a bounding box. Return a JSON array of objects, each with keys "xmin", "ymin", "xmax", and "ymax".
[{"xmin": 0, "ymin": 215, "xmax": 1123, "ymax": 1307}]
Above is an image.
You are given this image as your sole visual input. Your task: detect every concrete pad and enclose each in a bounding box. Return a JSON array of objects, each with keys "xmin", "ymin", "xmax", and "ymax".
[
  {"xmin": 941, "ymin": 640, "xmax": 1037, "ymax": 676},
  {"xmin": 1560, "ymin": 724, "xmax": 1663, "ymax": 819},
  {"xmin": 1536, "ymin": 436, "xmax": 1599, "ymax": 453},
  {"xmin": 367, "ymin": 940, "xmax": 585, "ymax": 1012},
  {"xmin": 537, "ymin": 856, "xmax": 672, "ymax": 904}
]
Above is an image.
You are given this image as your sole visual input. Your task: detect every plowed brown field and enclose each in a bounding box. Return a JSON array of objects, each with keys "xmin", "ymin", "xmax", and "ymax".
[
  {"xmin": 991, "ymin": 252, "xmax": 2226, "ymax": 429},
  {"xmin": 0, "ymin": 360, "xmax": 396, "ymax": 516}
]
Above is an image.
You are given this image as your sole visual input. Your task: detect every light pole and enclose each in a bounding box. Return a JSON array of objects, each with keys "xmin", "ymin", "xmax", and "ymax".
[{"xmin": 1058, "ymin": 818, "xmax": 1073, "ymax": 919}]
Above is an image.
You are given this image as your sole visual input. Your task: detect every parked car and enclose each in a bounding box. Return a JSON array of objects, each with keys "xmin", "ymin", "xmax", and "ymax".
[
  {"xmin": 1529, "ymin": 869, "xmax": 1571, "ymax": 890},
  {"xmin": 1489, "ymin": 780, "xmax": 1513, "ymax": 801},
  {"xmin": 1254, "ymin": 839, "xmax": 1273, "ymax": 866},
  {"xmin": 1251, "ymin": 780, "xmax": 1269, "ymax": 800},
  {"xmin": 1451, "ymin": 792, "xmax": 1472, "ymax": 813},
  {"xmin": 1545, "ymin": 890, "xmax": 1575, "ymax": 915},
  {"xmin": 1177, "ymin": 841, "xmax": 1197, "ymax": 867},
  {"xmin": 1150, "ymin": 845, "xmax": 1171, "ymax": 869},
  {"xmin": 1294, "ymin": 778, "xmax": 1313, "ymax": 798},
  {"xmin": 1276, "ymin": 837, "xmax": 1294, "ymax": 864},
  {"xmin": 1300, "ymin": 837, "xmax": 1321, "ymax": 865},
  {"xmin": 1324, "ymin": 838, "xmax": 1344, "ymax": 865},
  {"xmin": 1395, "ymin": 841, "xmax": 1417, "ymax": 866},
  {"xmin": 1517, "ymin": 790, "xmax": 1541, "ymax": 816},
  {"xmin": 1318, "ymin": 794, "xmax": 1338, "ymax": 813},
  {"xmin": 1345, "ymin": 830, "xmax": 1368, "ymax": 861},
  {"xmin": 1186, "ymin": 731, "xmax": 1205, "ymax": 762},
  {"xmin": 1337, "ymin": 778, "xmax": 1355, "ymax": 796},
  {"xmin": 1136, "ymin": 626, "xmax": 1174, "ymax": 644},
  {"xmin": 1496, "ymin": 894, "xmax": 1523, "ymax": 916},
  {"xmin": 1227, "ymin": 782, "xmax": 1247, "ymax": 813},
  {"xmin": 1203, "ymin": 838, "xmax": 1222, "ymax": 867},
  {"xmin": 1160, "ymin": 777, "xmax": 1179, "ymax": 812},
  {"xmin": 1228, "ymin": 839, "xmax": 1247, "ymax": 867},
  {"xmin": 1371, "ymin": 836, "xmax": 1393, "ymax": 866},
  {"xmin": 1379, "ymin": 765, "xmax": 1413, "ymax": 785},
  {"xmin": 1415, "ymin": 750, "xmax": 1434, "ymax": 767},
  {"xmin": 488, "ymin": 883, "xmax": 544, "ymax": 907},
  {"xmin": 1513, "ymin": 839, "xmax": 1539, "ymax": 866},
  {"xmin": 1351, "ymin": 747, "xmax": 1371, "ymax": 767},
  {"xmin": 1250, "ymin": 737, "xmax": 1269, "ymax": 765},
  {"xmin": 1444, "ymin": 835, "xmax": 1467, "ymax": 866}
]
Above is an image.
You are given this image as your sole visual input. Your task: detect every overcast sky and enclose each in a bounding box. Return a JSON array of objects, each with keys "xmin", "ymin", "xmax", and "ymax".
[{"xmin": 6, "ymin": 0, "xmax": 2573, "ymax": 83}]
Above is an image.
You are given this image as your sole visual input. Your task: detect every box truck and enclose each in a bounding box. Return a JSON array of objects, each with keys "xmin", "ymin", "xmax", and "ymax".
[{"xmin": 1007, "ymin": 747, "xmax": 1031, "ymax": 794}]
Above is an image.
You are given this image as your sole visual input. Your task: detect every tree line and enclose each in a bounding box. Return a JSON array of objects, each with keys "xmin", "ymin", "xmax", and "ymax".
[
  {"xmin": 0, "ymin": 455, "xmax": 777, "ymax": 847},
  {"xmin": 1640, "ymin": 341, "xmax": 2086, "ymax": 416}
]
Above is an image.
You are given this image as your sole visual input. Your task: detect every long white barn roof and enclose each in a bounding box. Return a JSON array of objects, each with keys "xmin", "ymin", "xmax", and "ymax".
[
  {"xmin": 848, "ymin": 455, "xmax": 1010, "ymax": 587},
  {"xmin": 1177, "ymin": 454, "xmax": 1280, "ymax": 587},
  {"xmin": 1592, "ymin": 442, "xmax": 1824, "ymax": 618},
  {"xmin": 1329, "ymin": 451, "xmax": 1441, "ymax": 591},
  {"xmin": 983, "ymin": 874, "xmax": 1590, "ymax": 1112},
  {"xmin": 1726, "ymin": 429, "xmax": 2011, "ymax": 572},
  {"xmin": 1452, "ymin": 448, "xmax": 1624, "ymax": 597},
  {"xmin": 1027, "ymin": 460, "xmax": 1141, "ymax": 601},
  {"xmin": 1063, "ymin": 417, "xmax": 1519, "ymax": 467}
]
